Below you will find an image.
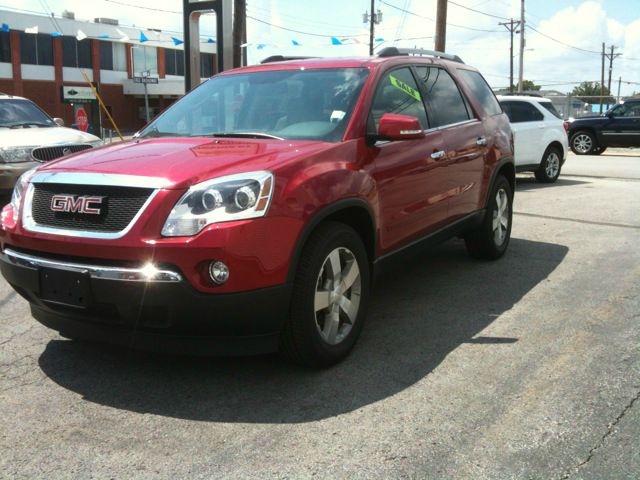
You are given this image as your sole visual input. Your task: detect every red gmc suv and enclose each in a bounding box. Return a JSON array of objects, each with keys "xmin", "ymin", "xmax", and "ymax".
[{"xmin": 0, "ymin": 48, "xmax": 514, "ymax": 367}]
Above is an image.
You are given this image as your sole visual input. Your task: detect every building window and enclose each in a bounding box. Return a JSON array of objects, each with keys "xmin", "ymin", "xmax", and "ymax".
[
  {"xmin": 164, "ymin": 49, "xmax": 184, "ymax": 76},
  {"xmin": 0, "ymin": 31, "xmax": 10, "ymax": 63},
  {"xmin": 200, "ymin": 52, "xmax": 214, "ymax": 78},
  {"xmin": 99, "ymin": 41, "xmax": 126, "ymax": 71},
  {"xmin": 61, "ymin": 36, "xmax": 91, "ymax": 68},
  {"xmin": 20, "ymin": 32, "xmax": 53, "ymax": 66},
  {"xmin": 20, "ymin": 32, "xmax": 53, "ymax": 65},
  {"xmin": 132, "ymin": 45, "xmax": 158, "ymax": 75}
]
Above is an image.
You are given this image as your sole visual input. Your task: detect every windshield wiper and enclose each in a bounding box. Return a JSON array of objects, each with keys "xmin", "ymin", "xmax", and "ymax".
[
  {"xmin": 7, "ymin": 121, "xmax": 52, "ymax": 129},
  {"xmin": 199, "ymin": 132, "xmax": 285, "ymax": 141}
]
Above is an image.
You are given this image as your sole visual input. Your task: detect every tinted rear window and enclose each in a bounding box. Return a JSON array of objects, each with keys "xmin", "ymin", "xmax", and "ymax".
[
  {"xmin": 458, "ymin": 69, "xmax": 502, "ymax": 117},
  {"xmin": 538, "ymin": 101, "xmax": 562, "ymax": 119}
]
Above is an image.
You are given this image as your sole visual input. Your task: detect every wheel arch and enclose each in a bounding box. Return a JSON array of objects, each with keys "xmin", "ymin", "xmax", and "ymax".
[
  {"xmin": 485, "ymin": 158, "xmax": 515, "ymax": 209},
  {"xmin": 286, "ymin": 199, "xmax": 377, "ymax": 284},
  {"xmin": 546, "ymin": 140, "xmax": 566, "ymax": 164}
]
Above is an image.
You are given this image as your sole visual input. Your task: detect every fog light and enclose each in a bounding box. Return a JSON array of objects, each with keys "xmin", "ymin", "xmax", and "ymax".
[{"xmin": 209, "ymin": 261, "xmax": 229, "ymax": 285}]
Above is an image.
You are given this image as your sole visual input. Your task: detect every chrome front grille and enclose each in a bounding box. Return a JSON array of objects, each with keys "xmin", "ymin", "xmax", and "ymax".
[
  {"xmin": 30, "ymin": 183, "xmax": 154, "ymax": 233},
  {"xmin": 31, "ymin": 144, "xmax": 93, "ymax": 162}
]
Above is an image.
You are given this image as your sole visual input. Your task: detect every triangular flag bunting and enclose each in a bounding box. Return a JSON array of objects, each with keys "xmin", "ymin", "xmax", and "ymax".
[
  {"xmin": 171, "ymin": 37, "xmax": 183, "ymax": 46},
  {"xmin": 139, "ymin": 31, "xmax": 148, "ymax": 43},
  {"xmin": 291, "ymin": 39, "xmax": 301, "ymax": 46},
  {"xmin": 98, "ymin": 34, "xmax": 110, "ymax": 39},
  {"xmin": 50, "ymin": 32, "xmax": 63, "ymax": 37},
  {"xmin": 257, "ymin": 44, "xmax": 267, "ymax": 50},
  {"xmin": 76, "ymin": 29, "xmax": 87, "ymax": 41},
  {"xmin": 116, "ymin": 29, "xmax": 129, "ymax": 42},
  {"xmin": 1, "ymin": 24, "xmax": 9, "ymax": 33},
  {"xmin": 331, "ymin": 37, "xmax": 342, "ymax": 45},
  {"xmin": 207, "ymin": 38, "xmax": 216, "ymax": 43},
  {"xmin": 24, "ymin": 26, "xmax": 38, "ymax": 34}
]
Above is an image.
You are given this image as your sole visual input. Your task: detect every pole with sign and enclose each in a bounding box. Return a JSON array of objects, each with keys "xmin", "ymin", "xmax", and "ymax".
[{"xmin": 133, "ymin": 73, "xmax": 158, "ymax": 123}]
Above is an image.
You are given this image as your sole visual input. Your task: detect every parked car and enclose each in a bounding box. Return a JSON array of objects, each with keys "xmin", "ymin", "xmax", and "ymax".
[
  {"xmin": 0, "ymin": 94, "xmax": 102, "ymax": 195},
  {"xmin": 498, "ymin": 95, "xmax": 568, "ymax": 183},
  {"xmin": 568, "ymin": 98, "xmax": 640, "ymax": 155},
  {"xmin": 0, "ymin": 48, "xmax": 515, "ymax": 367}
]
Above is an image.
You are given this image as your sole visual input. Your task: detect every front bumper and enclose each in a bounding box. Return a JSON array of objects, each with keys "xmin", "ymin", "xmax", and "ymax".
[
  {"xmin": 0, "ymin": 248, "xmax": 291, "ymax": 355},
  {"xmin": 0, "ymin": 161, "xmax": 38, "ymax": 194}
]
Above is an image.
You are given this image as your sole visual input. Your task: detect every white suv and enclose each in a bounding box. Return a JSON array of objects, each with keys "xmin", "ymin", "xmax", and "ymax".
[
  {"xmin": 0, "ymin": 95, "xmax": 102, "ymax": 194},
  {"xmin": 498, "ymin": 95, "xmax": 568, "ymax": 183}
]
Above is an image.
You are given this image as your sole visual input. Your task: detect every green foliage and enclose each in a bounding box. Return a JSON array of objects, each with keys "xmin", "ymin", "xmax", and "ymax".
[{"xmin": 570, "ymin": 81, "xmax": 614, "ymax": 104}]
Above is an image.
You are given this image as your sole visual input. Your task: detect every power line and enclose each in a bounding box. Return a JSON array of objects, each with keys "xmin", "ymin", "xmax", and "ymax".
[
  {"xmin": 526, "ymin": 24, "xmax": 601, "ymax": 55},
  {"xmin": 448, "ymin": 0, "xmax": 510, "ymax": 20},
  {"xmin": 379, "ymin": 0, "xmax": 504, "ymax": 33}
]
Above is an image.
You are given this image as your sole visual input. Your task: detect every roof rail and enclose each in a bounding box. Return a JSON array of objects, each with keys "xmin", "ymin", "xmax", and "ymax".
[
  {"xmin": 377, "ymin": 47, "xmax": 464, "ymax": 64},
  {"xmin": 260, "ymin": 55, "xmax": 319, "ymax": 64}
]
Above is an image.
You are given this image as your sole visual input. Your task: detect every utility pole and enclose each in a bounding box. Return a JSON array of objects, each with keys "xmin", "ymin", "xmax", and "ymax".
[
  {"xmin": 363, "ymin": 2, "xmax": 382, "ymax": 55},
  {"xmin": 617, "ymin": 76, "xmax": 622, "ymax": 103},
  {"xmin": 517, "ymin": 0, "xmax": 525, "ymax": 92},
  {"xmin": 435, "ymin": 0, "xmax": 447, "ymax": 52},
  {"xmin": 232, "ymin": 0, "xmax": 246, "ymax": 68},
  {"xmin": 499, "ymin": 18, "xmax": 521, "ymax": 93},
  {"xmin": 605, "ymin": 45, "xmax": 622, "ymax": 102},
  {"xmin": 600, "ymin": 42, "xmax": 605, "ymax": 113}
]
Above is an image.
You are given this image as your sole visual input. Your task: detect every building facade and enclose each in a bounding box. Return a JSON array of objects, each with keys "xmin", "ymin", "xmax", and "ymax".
[{"xmin": 0, "ymin": 10, "xmax": 217, "ymax": 134}]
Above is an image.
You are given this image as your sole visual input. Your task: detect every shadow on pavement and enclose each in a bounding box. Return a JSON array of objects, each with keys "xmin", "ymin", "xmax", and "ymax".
[
  {"xmin": 38, "ymin": 238, "xmax": 568, "ymax": 423},
  {"xmin": 515, "ymin": 176, "xmax": 590, "ymax": 191}
]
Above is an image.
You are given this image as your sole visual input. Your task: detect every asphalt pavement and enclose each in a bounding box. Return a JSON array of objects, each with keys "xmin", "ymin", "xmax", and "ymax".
[{"xmin": 0, "ymin": 150, "xmax": 639, "ymax": 479}]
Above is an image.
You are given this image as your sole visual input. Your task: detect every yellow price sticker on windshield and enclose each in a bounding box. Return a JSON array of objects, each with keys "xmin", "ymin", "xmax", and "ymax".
[{"xmin": 389, "ymin": 75, "xmax": 422, "ymax": 102}]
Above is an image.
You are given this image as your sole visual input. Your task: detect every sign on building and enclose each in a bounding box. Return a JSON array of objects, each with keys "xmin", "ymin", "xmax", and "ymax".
[{"xmin": 61, "ymin": 86, "xmax": 97, "ymax": 104}]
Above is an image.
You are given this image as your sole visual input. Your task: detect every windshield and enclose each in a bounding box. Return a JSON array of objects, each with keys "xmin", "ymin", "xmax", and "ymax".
[
  {"xmin": 0, "ymin": 99, "xmax": 55, "ymax": 128},
  {"xmin": 139, "ymin": 68, "xmax": 369, "ymax": 142}
]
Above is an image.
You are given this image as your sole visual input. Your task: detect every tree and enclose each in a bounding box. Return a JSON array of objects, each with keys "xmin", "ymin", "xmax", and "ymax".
[
  {"xmin": 510, "ymin": 80, "xmax": 541, "ymax": 92},
  {"xmin": 570, "ymin": 81, "xmax": 614, "ymax": 104}
]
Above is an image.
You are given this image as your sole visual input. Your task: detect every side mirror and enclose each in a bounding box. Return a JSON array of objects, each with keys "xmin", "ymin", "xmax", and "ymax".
[
  {"xmin": 606, "ymin": 111, "xmax": 615, "ymax": 118},
  {"xmin": 377, "ymin": 113, "xmax": 425, "ymax": 141},
  {"xmin": 53, "ymin": 117, "xmax": 64, "ymax": 126}
]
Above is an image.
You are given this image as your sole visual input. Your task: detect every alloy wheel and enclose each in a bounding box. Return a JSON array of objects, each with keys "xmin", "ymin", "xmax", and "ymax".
[
  {"xmin": 545, "ymin": 151, "xmax": 560, "ymax": 178},
  {"xmin": 572, "ymin": 134, "xmax": 593, "ymax": 154},
  {"xmin": 314, "ymin": 247, "xmax": 361, "ymax": 346},
  {"xmin": 492, "ymin": 188, "xmax": 509, "ymax": 246}
]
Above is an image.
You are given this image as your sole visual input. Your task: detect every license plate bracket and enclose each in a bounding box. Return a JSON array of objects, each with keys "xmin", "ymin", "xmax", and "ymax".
[{"xmin": 39, "ymin": 267, "xmax": 92, "ymax": 309}]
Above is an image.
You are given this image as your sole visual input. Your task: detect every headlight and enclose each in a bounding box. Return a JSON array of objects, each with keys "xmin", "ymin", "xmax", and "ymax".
[
  {"xmin": 10, "ymin": 167, "xmax": 38, "ymax": 218},
  {"xmin": 0, "ymin": 146, "xmax": 37, "ymax": 163},
  {"xmin": 88, "ymin": 139, "xmax": 105, "ymax": 147},
  {"xmin": 161, "ymin": 171, "xmax": 274, "ymax": 237}
]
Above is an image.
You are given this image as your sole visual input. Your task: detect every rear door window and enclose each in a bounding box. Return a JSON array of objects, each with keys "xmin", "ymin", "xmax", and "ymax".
[
  {"xmin": 368, "ymin": 67, "xmax": 429, "ymax": 133},
  {"xmin": 458, "ymin": 69, "xmax": 502, "ymax": 117},
  {"xmin": 415, "ymin": 66, "xmax": 471, "ymax": 127},
  {"xmin": 500, "ymin": 101, "xmax": 544, "ymax": 123}
]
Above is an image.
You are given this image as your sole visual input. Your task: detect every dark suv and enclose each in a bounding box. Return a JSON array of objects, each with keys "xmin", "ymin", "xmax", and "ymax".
[
  {"xmin": 569, "ymin": 99, "xmax": 640, "ymax": 155},
  {"xmin": 0, "ymin": 48, "xmax": 514, "ymax": 367}
]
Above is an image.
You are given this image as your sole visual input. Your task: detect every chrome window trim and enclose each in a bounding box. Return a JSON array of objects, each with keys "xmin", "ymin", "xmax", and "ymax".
[
  {"xmin": 1, "ymin": 248, "xmax": 183, "ymax": 283},
  {"xmin": 22, "ymin": 173, "xmax": 162, "ymax": 239}
]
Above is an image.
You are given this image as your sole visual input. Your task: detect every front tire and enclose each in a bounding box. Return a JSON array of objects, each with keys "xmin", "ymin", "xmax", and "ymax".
[
  {"xmin": 570, "ymin": 131, "xmax": 597, "ymax": 155},
  {"xmin": 464, "ymin": 175, "xmax": 513, "ymax": 260},
  {"xmin": 280, "ymin": 222, "xmax": 370, "ymax": 367},
  {"xmin": 535, "ymin": 146, "xmax": 562, "ymax": 183}
]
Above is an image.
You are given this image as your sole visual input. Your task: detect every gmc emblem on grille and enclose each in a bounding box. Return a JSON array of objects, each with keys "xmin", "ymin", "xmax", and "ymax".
[{"xmin": 50, "ymin": 195, "xmax": 104, "ymax": 215}]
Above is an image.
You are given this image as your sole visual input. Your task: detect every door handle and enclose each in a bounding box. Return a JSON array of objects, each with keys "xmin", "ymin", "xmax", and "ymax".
[
  {"xmin": 476, "ymin": 137, "xmax": 487, "ymax": 146},
  {"xmin": 431, "ymin": 150, "xmax": 446, "ymax": 159}
]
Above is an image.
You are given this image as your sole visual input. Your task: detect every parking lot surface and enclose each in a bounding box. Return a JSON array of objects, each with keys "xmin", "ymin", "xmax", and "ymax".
[{"xmin": 1, "ymin": 151, "xmax": 639, "ymax": 479}]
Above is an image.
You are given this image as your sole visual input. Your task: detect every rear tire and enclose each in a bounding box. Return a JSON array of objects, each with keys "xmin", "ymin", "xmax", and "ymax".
[
  {"xmin": 593, "ymin": 146, "xmax": 607, "ymax": 155},
  {"xmin": 535, "ymin": 146, "xmax": 562, "ymax": 183},
  {"xmin": 464, "ymin": 175, "xmax": 512, "ymax": 260},
  {"xmin": 570, "ymin": 131, "xmax": 597, "ymax": 155},
  {"xmin": 280, "ymin": 222, "xmax": 370, "ymax": 367}
]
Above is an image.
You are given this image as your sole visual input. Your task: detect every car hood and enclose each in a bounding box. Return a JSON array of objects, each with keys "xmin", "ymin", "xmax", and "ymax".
[
  {"xmin": 0, "ymin": 126, "xmax": 100, "ymax": 147},
  {"xmin": 36, "ymin": 137, "xmax": 337, "ymax": 189},
  {"xmin": 570, "ymin": 115, "xmax": 606, "ymax": 125}
]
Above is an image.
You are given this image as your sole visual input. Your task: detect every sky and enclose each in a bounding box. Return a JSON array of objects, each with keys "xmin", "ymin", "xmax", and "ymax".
[{"xmin": 6, "ymin": 0, "xmax": 640, "ymax": 96}]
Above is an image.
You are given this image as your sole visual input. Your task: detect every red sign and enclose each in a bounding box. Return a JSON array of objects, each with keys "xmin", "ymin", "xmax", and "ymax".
[{"xmin": 76, "ymin": 107, "xmax": 88, "ymax": 132}]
